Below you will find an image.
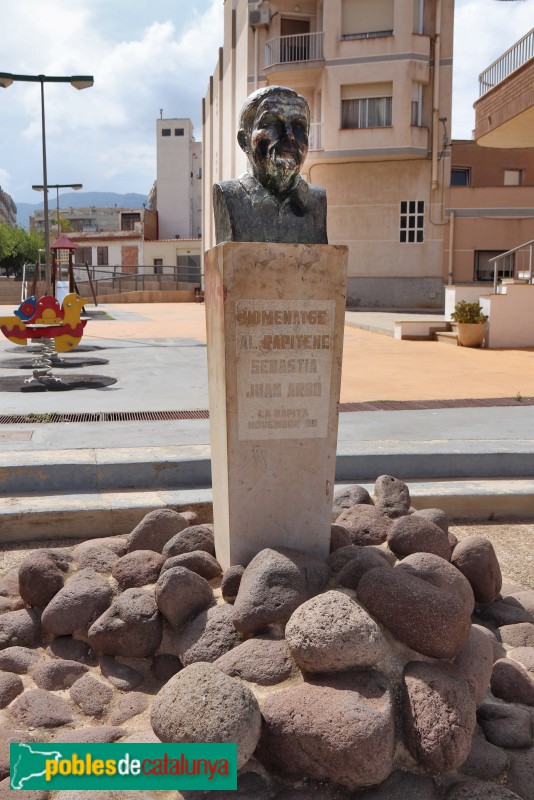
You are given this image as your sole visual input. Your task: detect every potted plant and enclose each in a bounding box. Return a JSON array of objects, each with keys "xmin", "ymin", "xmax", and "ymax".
[{"xmin": 450, "ymin": 301, "xmax": 488, "ymax": 348}]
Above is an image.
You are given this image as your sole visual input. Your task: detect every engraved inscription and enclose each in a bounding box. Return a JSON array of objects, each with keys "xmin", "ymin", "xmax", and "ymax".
[{"xmin": 236, "ymin": 299, "xmax": 335, "ymax": 441}]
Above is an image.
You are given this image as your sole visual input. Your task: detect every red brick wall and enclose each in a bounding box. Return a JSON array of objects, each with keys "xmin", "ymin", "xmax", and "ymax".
[{"xmin": 121, "ymin": 245, "xmax": 139, "ymax": 273}]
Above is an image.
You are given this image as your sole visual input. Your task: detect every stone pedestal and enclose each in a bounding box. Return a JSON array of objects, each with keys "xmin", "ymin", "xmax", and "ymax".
[{"xmin": 205, "ymin": 242, "xmax": 348, "ymax": 569}]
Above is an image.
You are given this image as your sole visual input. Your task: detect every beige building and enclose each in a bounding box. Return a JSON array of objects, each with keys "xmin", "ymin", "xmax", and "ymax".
[
  {"xmin": 203, "ymin": 0, "xmax": 454, "ymax": 309},
  {"xmin": 155, "ymin": 117, "xmax": 202, "ymax": 240}
]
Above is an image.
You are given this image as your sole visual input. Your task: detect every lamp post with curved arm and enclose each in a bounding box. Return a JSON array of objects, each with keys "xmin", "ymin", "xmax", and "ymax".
[{"xmin": 0, "ymin": 72, "xmax": 93, "ymax": 295}]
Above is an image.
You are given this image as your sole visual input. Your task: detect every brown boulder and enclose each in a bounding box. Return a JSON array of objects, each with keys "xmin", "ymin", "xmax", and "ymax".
[
  {"xmin": 335, "ymin": 505, "xmax": 392, "ymax": 546},
  {"xmin": 161, "ymin": 525, "xmax": 215, "ymax": 558},
  {"xmin": 160, "ymin": 551, "xmax": 222, "ymax": 581},
  {"xmin": 128, "ymin": 508, "xmax": 190, "ymax": 553},
  {"xmin": 387, "ymin": 515, "xmax": 451, "ymax": 561},
  {"xmin": 490, "ymin": 658, "xmax": 534, "ymax": 706},
  {"xmin": 396, "ymin": 552, "xmax": 475, "ymax": 615},
  {"xmin": 88, "ymin": 588, "xmax": 162, "ymax": 658},
  {"xmin": 453, "ymin": 625, "xmax": 495, "ymax": 706},
  {"xmin": 335, "ymin": 546, "xmax": 393, "ymax": 591},
  {"xmin": 214, "ymin": 636, "xmax": 294, "ymax": 685},
  {"xmin": 402, "ymin": 661, "xmax": 476, "ymax": 772},
  {"xmin": 32, "ymin": 658, "xmax": 88, "ymax": 690},
  {"xmin": 358, "ymin": 567, "xmax": 471, "ymax": 659},
  {"xmin": 112, "ymin": 550, "xmax": 165, "ymax": 589},
  {"xmin": 477, "ymin": 701, "xmax": 533, "ymax": 749},
  {"xmin": 374, "ymin": 474, "xmax": 411, "ymax": 518},
  {"xmin": 232, "ymin": 547, "xmax": 330, "ymax": 634},
  {"xmin": 220, "ymin": 565, "xmax": 244, "ymax": 604},
  {"xmin": 451, "ymin": 536, "xmax": 502, "ymax": 603},
  {"xmin": 18, "ymin": 552, "xmax": 65, "ymax": 608},
  {"xmin": 0, "ymin": 608, "xmax": 42, "ymax": 649},
  {"xmin": 155, "ymin": 566, "xmax": 213, "ymax": 629},
  {"xmin": 41, "ymin": 569, "xmax": 113, "ymax": 636},
  {"xmin": 331, "ymin": 484, "xmax": 373, "ymax": 520},
  {"xmin": 9, "ymin": 688, "xmax": 74, "ymax": 727},
  {"xmin": 176, "ymin": 604, "xmax": 244, "ymax": 666},
  {"xmin": 257, "ymin": 669, "xmax": 395, "ymax": 790}
]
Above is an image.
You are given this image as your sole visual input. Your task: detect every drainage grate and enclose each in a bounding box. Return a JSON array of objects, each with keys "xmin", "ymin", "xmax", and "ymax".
[{"xmin": 0, "ymin": 397, "xmax": 532, "ymax": 425}]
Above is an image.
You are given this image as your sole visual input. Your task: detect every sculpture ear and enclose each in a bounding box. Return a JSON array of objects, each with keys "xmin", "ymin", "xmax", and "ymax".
[{"xmin": 237, "ymin": 129, "xmax": 248, "ymax": 154}]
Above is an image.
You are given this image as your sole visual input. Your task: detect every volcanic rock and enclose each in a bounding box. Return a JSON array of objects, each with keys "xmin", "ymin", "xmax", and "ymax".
[
  {"xmin": 99, "ymin": 655, "xmax": 143, "ymax": 691},
  {"xmin": 451, "ymin": 536, "xmax": 502, "ymax": 603},
  {"xmin": 128, "ymin": 508, "xmax": 190, "ymax": 553},
  {"xmin": 41, "ymin": 569, "xmax": 113, "ymax": 636},
  {"xmin": 285, "ymin": 590, "xmax": 388, "ymax": 673},
  {"xmin": 331, "ymin": 484, "xmax": 373, "ymax": 519},
  {"xmin": 32, "ymin": 658, "xmax": 88, "ymax": 690},
  {"xmin": 396, "ymin": 552, "xmax": 475, "ymax": 614},
  {"xmin": 413, "ymin": 507, "xmax": 449, "ymax": 534},
  {"xmin": 150, "ymin": 662, "xmax": 261, "ymax": 769},
  {"xmin": 329, "ymin": 523, "xmax": 352, "ymax": 552},
  {"xmin": 232, "ymin": 547, "xmax": 330, "ymax": 634},
  {"xmin": 257, "ymin": 669, "xmax": 395, "ymax": 790},
  {"xmin": 453, "ymin": 625, "xmax": 495, "ymax": 705},
  {"xmin": 18, "ymin": 552, "xmax": 65, "ymax": 608},
  {"xmin": 176, "ymin": 604, "xmax": 244, "ymax": 666},
  {"xmin": 402, "ymin": 661, "xmax": 476, "ymax": 772},
  {"xmin": 387, "ymin": 516, "xmax": 451, "ymax": 561},
  {"xmin": 112, "ymin": 550, "xmax": 165, "ymax": 589},
  {"xmin": 445, "ymin": 781, "xmax": 522, "ymax": 800},
  {"xmin": 374, "ymin": 474, "xmax": 411, "ymax": 518},
  {"xmin": 477, "ymin": 702, "xmax": 533, "ymax": 748},
  {"xmin": 161, "ymin": 525, "xmax": 216, "ymax": 558},
  {"xmin": 335, "ymin": 547, "xmax": 394, "ymax": 591},
  {"xmin": 221, "ymin": 565, "xmax": 244, "ymax": 604},
  {"xmin": 9, "ymin": 688, "xmax": 74, "ymax": 727},
  {"xmin": 0, "ymin": 608, "xmax": 42, "ymax": 649},
  {"xmin": 75, "ymin": 544, "xmax": 121, "ymax": 573},
  {"xmin": 215, "ymin": 636, "xmax": 294, "ymax": 685},
  {"xmin": 358, "ymin": 567, "xmax": 471, "ymax": 659},
  {"xmin": 335, "ymin": 505, "xmax": 392, "ymax": 546},
  {"xmin": 150, "ymin": 654, "xmax": 182, "ymax": 682},
  {"xmin": 0, "ymin": 646, "xmax": 40, "ymax": 673},
  {"xmin": 70, "ymin": 674, "xmax": 113, "ymax": 717},
  {"xmin": 155, "ymin": 566, "xmax": 213, "ymax": 629},
  {"xmin": 46, "ymin": 636, "xmax": 97, "ymax": 665},
  {"xmin": 498, "ymin": 622, "xmax": 534, "ymax": 648},
  {"xmin": 0, "ymin": 672, "xmax": 24, "ymax": 708},
  {"xmin": 108, "ymin": 692, "xmax": 149, "ymax": 724},
  {"xmin": 88, "ymin": 588, "xmax": 162, "ymax": 658},
  {"xmin": 160, "ymin": 551, "xmax": 222, "ymax": 581},
  {"xmin": 490, "ymin": 658, "xmax": 534, "ymax": 706},
  {"xmin": 458, "ymin": 727, "xmax": 509, "ymax": 780}
]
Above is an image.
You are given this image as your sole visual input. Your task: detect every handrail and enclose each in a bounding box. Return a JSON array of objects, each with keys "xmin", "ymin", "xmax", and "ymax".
[
  {"xmin": 490, "ymin": 239, "xmax": 534, "ymax": 292},
  {"xmin": 479, "ymin": 27, "xmax": 534, "ymax": 96},
  {"xmin": 265, "ymin": 31, "xmax": 324, "ymax": 69},
  {"xmin": 73, "ymin": 265, "xmax": 203, "ymax": 297}
]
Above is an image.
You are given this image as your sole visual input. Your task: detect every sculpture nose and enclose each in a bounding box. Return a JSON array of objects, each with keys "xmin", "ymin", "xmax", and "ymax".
[{"xmin": 283, "ymin": 121, "xmax": 295, "ymax": 141}]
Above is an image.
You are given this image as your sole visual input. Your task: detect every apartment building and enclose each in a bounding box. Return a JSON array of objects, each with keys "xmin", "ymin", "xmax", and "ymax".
[
  {"xmin": 445, "ymin": 139, "xmax": 534, "ymax": 283},
  {"xmin": 155, "ymin": 117, "xmax": 202, "ymax": 240},
  {"xmin": 0, "ymin": 186, "xmax": 16, "ymax": 226},
  {"xmin": 203, "ymin": 0, "xmax": 454, "ymax": 308},
  {"xmin": 30, "ymin": 206, "xmax": 157, "ymax": 237}
]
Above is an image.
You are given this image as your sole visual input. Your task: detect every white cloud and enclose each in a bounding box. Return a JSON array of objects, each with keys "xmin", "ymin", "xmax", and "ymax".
[
  {"xmin": 0, "ymin": 0, "xmax": 224, "ymax": 202},
  {"xmin": 452, "ymin": 0, "xmax": 534, "ymax": 138}
]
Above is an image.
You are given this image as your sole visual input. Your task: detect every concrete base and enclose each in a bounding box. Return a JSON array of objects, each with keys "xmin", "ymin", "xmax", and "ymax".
[{"xmin": 205, "ymin": 242, "xmax": 348, "ymax": 569}]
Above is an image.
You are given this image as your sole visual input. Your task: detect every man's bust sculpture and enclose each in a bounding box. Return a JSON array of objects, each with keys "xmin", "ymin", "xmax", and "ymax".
[{"xmin": 213, "ymin": 85, "xmax": 327, "ymax": 245}]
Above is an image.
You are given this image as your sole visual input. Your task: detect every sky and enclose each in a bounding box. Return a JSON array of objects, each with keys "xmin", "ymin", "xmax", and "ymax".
[{"xmin": 0, "ymin": 0, "xmax": 533, "ymax": 206}]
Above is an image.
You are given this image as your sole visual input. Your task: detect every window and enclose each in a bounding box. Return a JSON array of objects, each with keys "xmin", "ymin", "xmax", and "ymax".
[
  {"xmin": 121, "ymin": 213, "xmax": 141, "ymax": 231},
  {"xmin": 475, "ymin": 250, "xmax": 514, "ymax": 282},
  {"xmin": 341, "ymin": 83, "xmax": 392, "ymax": 129},
  {"xmin": 451, "ymin": 168, "xmax": 471, "ymax": 187},
  {"xmin": 342, "ymin": 0, "xmax": 393, "ymax": 39},
  {"xmin": 411, "ymin": 83, "xmax": 422, "ymax": 126},
  {"xmin": 400, "ymin": 200, "xmax": 424, "ymax": 243},
  {"xmin": 153, "ymin": 258, "xmax": 163, "ymax": 275},
  {"xmin": 74, "ymin": 247, "xmax": 92, "ymax": 266},
  {"xmin": 161, "ymin": 128, "xmax": 171, "ymax": 136},
  {"xmin": 504, "ymin": 169, "xmax": 522, "ymax": 186},
  {"xmin": 97, "ymin": 246, "xmax": 108, "ymax": 266},
  {"xmin": 175, "ymin": 128, "xmax": 184, "ymax": 136}
]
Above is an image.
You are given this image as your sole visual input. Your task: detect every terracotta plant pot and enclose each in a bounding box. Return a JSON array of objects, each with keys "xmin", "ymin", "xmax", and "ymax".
[{"xmin": 457, "ymin": 322, "xmax": 486, "ymax": 348}]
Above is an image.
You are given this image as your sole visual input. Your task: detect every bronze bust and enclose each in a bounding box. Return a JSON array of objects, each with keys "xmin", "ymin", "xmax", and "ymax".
[{"xmin": 213, "ymin": 86, "xmax": 327, "ymax": 245}]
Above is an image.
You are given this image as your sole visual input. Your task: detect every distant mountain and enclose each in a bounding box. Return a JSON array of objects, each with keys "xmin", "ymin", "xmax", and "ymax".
[{"xmin": 16, "ymin": 192, "xmax": 149, "ymax": 230}]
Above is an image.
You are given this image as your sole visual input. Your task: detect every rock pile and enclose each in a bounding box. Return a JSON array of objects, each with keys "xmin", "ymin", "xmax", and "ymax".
[{"xmin": 0, "ymin": 483, "xmax": 533, "ymax": 799}]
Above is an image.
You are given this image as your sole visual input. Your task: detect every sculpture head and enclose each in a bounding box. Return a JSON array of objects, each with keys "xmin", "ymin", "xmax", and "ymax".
[{"xmin": 237, "ymin": 86, "xmax": 310, "ymax": 196}]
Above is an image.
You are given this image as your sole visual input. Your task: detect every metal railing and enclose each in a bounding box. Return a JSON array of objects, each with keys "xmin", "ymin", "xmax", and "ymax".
[
  {"xmin": 491, "ymin": 239, "xmax": 534, "ymax": 292},
  {"xmin": 309, "ymin": 122, "xmax": 323, "ymax": 151},
  {"xmin": 265, "ymin": 31, "xmax": 324, "ymax": 68},
  {"xmin": 75, "ymin": 266, "xmax": 202, "ymax": 298},
  {"xmin": 479, "ymin": 27, "xmax": 534, "ymax": 95}
]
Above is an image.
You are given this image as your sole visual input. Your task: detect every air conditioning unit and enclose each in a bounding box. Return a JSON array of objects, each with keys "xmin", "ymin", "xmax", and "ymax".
[{"xmin": 249, "ymin": 7, "xmax": 270, "ymax": 27}]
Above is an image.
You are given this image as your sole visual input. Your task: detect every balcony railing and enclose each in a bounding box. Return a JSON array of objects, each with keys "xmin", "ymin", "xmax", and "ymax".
[
  {"xmin": 479, "ymin": 27, "xmax": 534, "ymax": 95},
  {"xmin": 265, "ymin": 31, "xmax": 324, "ymax": 69},
  {"xmin": 490, "ymin": 240, "xmax": 534, "ymax": 293},
  {"xmin": 309, "ymin": 122, "xmax": 323, "ymax": 151}
]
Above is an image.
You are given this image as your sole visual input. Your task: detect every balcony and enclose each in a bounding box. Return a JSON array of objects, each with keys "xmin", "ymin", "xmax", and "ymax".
[
  {"xmin": 479, "ymin": 27, "xmax": 534, "ymax": 95},
  {"xmin": 265, "ymin": 32, "xmax": 324, "ymax": 69}
]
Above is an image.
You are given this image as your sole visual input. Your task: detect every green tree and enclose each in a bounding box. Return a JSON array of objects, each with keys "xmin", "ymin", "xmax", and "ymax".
[
  {"xmin": 0, "ymin": 224, "xmax": 44, "ymax": 277},
  {"xmin": 50, "ymin": 217, "xmax": 74, "ymax": 233}
]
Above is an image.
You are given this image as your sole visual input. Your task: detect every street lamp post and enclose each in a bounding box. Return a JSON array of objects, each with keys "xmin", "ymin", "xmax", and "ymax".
[
  {"xmin": 0, "ymin": 72, "xmax": 93, "ymax": 295},
  {"xmin": 32, "ymin": 183, "xmax": 83, "ymax": 238}
]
